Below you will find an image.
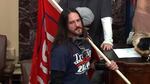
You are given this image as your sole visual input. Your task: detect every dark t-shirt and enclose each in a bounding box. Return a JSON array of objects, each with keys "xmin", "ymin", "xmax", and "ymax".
[
  {"xmin": 51, "ymin": 41, "xmax": 92, "ymax": 84},
  {"xmin": 59, "ymin": 0, "xmax": 112, "ymax": 46}
]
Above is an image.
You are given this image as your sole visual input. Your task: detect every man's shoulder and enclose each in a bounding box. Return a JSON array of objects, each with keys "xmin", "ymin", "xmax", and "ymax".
[{"xmin": 51, "ymin": 44, "xmax": 70, "ymax": 58}]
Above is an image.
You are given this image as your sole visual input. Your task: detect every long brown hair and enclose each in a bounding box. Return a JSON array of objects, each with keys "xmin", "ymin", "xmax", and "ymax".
[{"xmin": 52, "ymin": 8, "xmax": 86, "ymax": 46}]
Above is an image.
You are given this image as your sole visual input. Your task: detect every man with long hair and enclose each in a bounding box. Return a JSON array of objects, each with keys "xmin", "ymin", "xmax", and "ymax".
[
  {"xmin": 51, "ymin": 8, "xmax": 118, "ymax": 84},
  {"xmin": 58, "ymin": 1, "xmax": 114, "ymax": 83}
]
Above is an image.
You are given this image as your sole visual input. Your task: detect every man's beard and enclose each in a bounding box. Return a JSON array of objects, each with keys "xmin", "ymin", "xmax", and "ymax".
[{"xmin": 69, "ymin": 27, "xmax": 83, "ymax": 37}]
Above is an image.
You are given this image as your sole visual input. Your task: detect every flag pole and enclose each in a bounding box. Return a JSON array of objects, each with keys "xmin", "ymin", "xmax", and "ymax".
[
  {"xmin": 48, "ymin": 0, "xmax": 63, "ymax": 13},
  {"xmin": 86, "ymin": 37, "xmax": 131, "ymax": 84}
]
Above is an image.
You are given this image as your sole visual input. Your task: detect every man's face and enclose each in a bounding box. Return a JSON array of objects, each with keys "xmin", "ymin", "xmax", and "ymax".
[{"xmin": 67, "ymin": 12, "xmax": 83, "ymax": 37}]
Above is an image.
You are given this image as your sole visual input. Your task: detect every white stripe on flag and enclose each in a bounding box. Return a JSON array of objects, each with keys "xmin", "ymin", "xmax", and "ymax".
[
  {"xmin": 42, "ymin": 40, "xmax": 48, "ymax": 63},
  {"xmin": 37, "ymin": 76, "xmax": 44, "ymax": 84},
  {"xmin": 40, "ymin": 62, "xmax": 48, "ymax": 74},
  {"xmin": 46, "ymin": 32, "xmax": 54, "ymax": 42}
]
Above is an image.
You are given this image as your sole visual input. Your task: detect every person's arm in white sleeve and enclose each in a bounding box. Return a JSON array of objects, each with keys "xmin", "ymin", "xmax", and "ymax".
[{"xmin": 101, "ymin": 17, "xmax": 113, "ymax": 50}]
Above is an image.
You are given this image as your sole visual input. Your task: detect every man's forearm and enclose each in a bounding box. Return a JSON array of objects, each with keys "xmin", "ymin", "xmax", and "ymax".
[{"xmin": 101, "ymin": 17, "xmax": 113, "ymax": 45}]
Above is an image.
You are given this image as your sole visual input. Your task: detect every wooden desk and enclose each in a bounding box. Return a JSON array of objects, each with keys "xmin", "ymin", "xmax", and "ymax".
[{"xmin": 102, "ymin": 49, "xmax": 150, "ymax": 84}]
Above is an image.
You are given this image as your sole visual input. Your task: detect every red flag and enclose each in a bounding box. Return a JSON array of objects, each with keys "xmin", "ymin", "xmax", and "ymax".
[{"xmin": 29, "ymin": 0, "xmax": 61, "ymax": 84}]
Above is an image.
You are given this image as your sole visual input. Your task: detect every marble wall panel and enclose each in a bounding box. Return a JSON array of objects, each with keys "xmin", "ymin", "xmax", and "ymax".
[{"xmin": 19, "ymin": 0, "xmax": 38, "ymax": 60}]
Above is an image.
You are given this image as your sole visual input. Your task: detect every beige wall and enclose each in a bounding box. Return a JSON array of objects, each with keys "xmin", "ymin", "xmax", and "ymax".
[{"xmin": 0, "ymin": 0, "xmax": 18, "ymax": 61}]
